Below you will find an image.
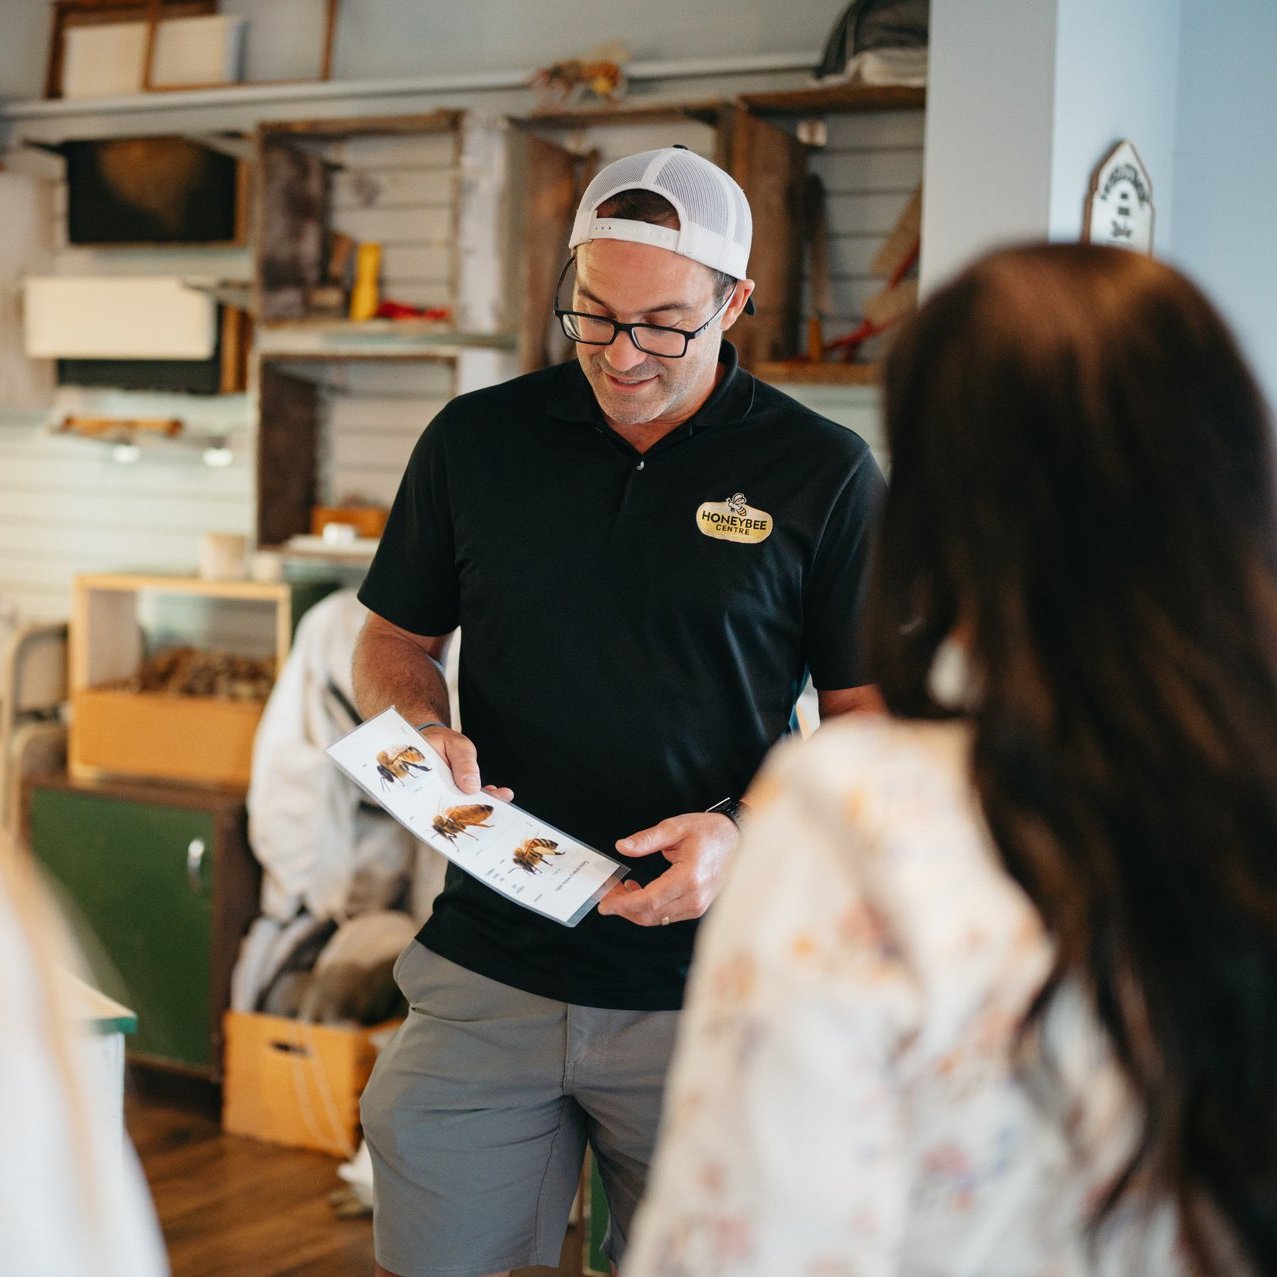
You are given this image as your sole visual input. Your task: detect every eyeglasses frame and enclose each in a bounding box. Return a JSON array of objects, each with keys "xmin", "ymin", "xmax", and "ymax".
[{"xmin": 551, "ymin": 256, "xmax": 736, "ymax": 359}]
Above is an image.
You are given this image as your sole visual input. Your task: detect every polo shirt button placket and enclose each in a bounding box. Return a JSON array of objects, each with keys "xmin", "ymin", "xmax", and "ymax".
[{"xmin": 635, "ymin": 459, "xmax": 645, "ymax": 471}]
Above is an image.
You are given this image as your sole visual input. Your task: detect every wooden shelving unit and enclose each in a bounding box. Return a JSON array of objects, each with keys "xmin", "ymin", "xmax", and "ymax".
[
  {"xmin": 256, "ymin": 320, "xmax": 517, "ymax": 361},
  {"xmin": 522, "ymin": 99, "xmax": 726, "ymax": 129},
  {"xmin": 755, "ymin": 360, "xmax": 879, "ymax": 386},
  {"xmin": 740, "ymin": 83, "xmax": 926, "ymax": 114},
  {"xmin": 69, "ymin": 573, "xmax": 293, "ymax": 789},
  {"xmin": 253, "ymin": 110, "xmax": 519, "ymax": 548},
  {"xmin": 739, "ymin": 80, "xmax": 926, "ymax": 384}
]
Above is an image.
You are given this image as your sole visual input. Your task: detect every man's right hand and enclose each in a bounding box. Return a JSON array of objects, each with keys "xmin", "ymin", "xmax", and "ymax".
[{"xmin": 420, "ymin": 724, "xmax": 513, "ymax": 802}]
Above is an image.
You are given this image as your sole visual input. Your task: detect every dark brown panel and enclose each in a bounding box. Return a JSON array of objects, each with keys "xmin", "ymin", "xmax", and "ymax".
[{"xmin": 256, "ymin": 364, "xmax": 319, "ymax": 548}]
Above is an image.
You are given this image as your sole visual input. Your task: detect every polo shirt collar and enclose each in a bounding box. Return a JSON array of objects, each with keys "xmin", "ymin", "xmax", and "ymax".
[{"xmin": 547, "ymin": 340, "xmax": 755, "ymax": 436}]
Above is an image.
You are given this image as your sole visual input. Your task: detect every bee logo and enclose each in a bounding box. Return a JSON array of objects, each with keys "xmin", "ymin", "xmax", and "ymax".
[
  {"xmin": 726, "ymin": 492, "xmax": 748, "ymax": 515},
  {"xmin": 376, "ymin": 745, "xmax": 431, "ymax": 791},
  {"xmin": 512, "ymin": 837, "xmax": 564, "ymax": 875},
  {"xmin": 432, "ymin": 803, "xmax": 495, "ymax": 845}
]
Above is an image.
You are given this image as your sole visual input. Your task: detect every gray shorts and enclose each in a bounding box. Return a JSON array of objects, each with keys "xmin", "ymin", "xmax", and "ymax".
[{"xmin": 361, "ymin": 942, "xmax": 680, "ymax": 1277}]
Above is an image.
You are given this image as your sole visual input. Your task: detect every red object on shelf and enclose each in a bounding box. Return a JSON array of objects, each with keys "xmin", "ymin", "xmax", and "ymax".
[{"xmin": 373, "ymin": 300, "xmax": 451, "ymax": 322}]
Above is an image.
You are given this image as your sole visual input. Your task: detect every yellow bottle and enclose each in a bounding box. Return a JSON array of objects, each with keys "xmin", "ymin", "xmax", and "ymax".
[{"xmin": 348, "ymin": 242, "xmax": 382, "ymax": 321}]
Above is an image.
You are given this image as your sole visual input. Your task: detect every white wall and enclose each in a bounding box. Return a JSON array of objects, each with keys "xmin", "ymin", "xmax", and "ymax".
[
  {"xmin": 923, "ymin": 0, "xmax": 1275, "ymax": 410},
  {"xmin": 1048, "ymin": 0, "xmax": 1181, "ymax": 247},
  {"xmin": 919, "ymin": 0, "xmax": 1059, "ymax": 293},
  {"xmin": 1170, "ymin": 0, "xmax": 1277, "ymax": 405},
  {"xmin": 922, "ymin": 0, "xmax": 1182, "ymax": 292}
]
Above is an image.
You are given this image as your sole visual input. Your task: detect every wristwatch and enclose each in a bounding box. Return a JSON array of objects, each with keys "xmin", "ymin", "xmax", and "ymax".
[{"xmin": 705, "ymin": 795, "xmax": 747, "ymax": 828}]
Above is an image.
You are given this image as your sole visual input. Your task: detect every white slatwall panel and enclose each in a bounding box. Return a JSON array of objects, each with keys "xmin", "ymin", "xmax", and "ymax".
[
  {"xmin": 0, "ymin": 421, "xmax": 252, "ymax": 621},
  {"xmin": 330, "ymin": 131, "xmax": 457, "ymax": 314},
  {"xmin": 0, "ymin": 174, "xmax": 255, "ymax": 624},
  {"xmin": 802, "ymin": 108, "xmax": 925, "ymax": 363},
  {"xmin": 141, "ymin": 593, "xmax": 281, "ymax": 660},
  {"xmin": 317, "ymin": 359, "xmax": 454, "ymax": 509}
]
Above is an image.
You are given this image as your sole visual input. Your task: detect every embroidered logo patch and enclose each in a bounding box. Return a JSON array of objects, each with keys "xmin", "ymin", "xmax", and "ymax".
[{"xmin": 695, "ymin": 491, "xmax": 773, "ymax": 544}]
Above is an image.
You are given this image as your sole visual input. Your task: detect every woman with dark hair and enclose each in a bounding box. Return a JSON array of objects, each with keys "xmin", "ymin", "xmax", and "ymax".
[{"xmin": 624, "ymin": 244, "xmax": 1277, "ymax": 1276}]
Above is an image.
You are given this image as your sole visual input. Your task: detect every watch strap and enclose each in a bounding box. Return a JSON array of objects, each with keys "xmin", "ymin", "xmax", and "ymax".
[{"xmin": 705, "ymin": 795, "xmax": 747, "ymax": 827}]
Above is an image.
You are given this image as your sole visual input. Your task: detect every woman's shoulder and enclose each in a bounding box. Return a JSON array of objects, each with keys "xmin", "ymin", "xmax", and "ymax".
[
  {"xmin": 755, "ymin": 714, "xmax": 975, "ymax": 835},
  {"xmin": 746, "ymin": 715, "xmax": 1045, "ymax": 985}
]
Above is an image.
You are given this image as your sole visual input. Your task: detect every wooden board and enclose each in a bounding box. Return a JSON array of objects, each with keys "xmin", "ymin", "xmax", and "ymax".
[
  {"xmin": 69, "ymin": 688, "xmax": 265, "ymax": 788},
  {"xmin": 515, "ymin": 131, "xmax": 589, "ymax": 373},
  {"xmin": 44, "ymin": 0, "xmax": 216, "ymax": 98},
  {"xmin": 727, "ymin": 108, "xmax": 807, "ymax": 368},
  {"xmin": 256, "ymin": 136, "xmax": 329, "ymax": 324},
  {"xmin": 257, "ymin": 364, "xmax": 321, "ymax": 548},
  {"xmin": 740, "ymin": 84, "xmax": 926, "ymax": 114}
]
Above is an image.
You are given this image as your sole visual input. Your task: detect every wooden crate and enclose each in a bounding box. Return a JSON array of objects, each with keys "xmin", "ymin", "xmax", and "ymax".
[
  {"xmin": 69, "ymin": 573, "xmax": 292, "ymax": 788},
  {"xmin": 221, "ymin": 1010, "xmax": 401, "ymax": 1156},
  {"xmin": 71, "ymin": 688, "xmax": 264, "ymax": 788}
]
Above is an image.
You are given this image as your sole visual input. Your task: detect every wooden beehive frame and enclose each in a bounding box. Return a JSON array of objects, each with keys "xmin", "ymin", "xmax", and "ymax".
[{"xmin": 45, "ymin": 0, "xmax": 343, "ymax": 98}]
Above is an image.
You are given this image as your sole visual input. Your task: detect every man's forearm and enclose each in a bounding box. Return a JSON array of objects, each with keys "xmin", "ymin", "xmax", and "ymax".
[{"xmin": 352, "ymin": 621, "xmax": 451, "ymax": 726}]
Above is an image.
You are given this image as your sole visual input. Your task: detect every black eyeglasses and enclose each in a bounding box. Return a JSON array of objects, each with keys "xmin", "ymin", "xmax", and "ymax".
[{"xmin": 552, "ymin": 257, "xmax": 734, "ymax": 359}]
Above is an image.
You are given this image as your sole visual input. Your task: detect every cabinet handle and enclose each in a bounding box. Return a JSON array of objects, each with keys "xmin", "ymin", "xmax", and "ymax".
[{"xmin": 186, "ymin": 838, "xmax": 207, "ymax": 892}]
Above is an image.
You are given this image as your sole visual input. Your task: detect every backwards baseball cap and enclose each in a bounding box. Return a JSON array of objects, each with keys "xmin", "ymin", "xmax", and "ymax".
[{"xmin": 569, "ymin": 146, "xmax": 753, "ymax": 282}]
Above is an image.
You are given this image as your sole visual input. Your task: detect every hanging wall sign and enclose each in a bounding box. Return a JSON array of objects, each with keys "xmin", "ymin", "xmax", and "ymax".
[{"xmin": 1085, "ymin": 140, "xmax": 1154, "ymax": 253}]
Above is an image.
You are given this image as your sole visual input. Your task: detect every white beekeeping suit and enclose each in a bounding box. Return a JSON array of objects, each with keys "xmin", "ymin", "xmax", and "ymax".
[
  {"xmin": 248, "ymin": 589, "xmax": 450, "ymax": 922},
  {"xmin": 236, "ymin": 590, "xmax": 449, "ymax": 1013}
]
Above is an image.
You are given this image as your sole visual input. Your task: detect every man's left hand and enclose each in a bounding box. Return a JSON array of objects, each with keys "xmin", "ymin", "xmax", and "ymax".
[{"xmin": 596, "ymin": 812, "xmax": 739, "ymax": 926}]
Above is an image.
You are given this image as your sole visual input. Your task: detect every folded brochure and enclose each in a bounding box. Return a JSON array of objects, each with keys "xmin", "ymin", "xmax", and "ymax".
[{"xmin": 326, "ymin": 707, "xmax": 628, "ymax": 926}]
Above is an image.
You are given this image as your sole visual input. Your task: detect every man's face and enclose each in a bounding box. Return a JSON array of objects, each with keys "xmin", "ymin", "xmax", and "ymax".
[{"xmin": 571, "ymin": 238, "xmax": 742, "ymax": 435}]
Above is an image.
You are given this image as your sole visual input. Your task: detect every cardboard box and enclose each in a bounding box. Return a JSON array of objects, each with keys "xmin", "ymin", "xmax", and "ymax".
[
  {"xmin": 221, "ymin": 1011, "xmax": 401, "ymax": 1156},
  {"xmin": 310, "ymin": 505, "xmax": 389, "ymax": 540}
]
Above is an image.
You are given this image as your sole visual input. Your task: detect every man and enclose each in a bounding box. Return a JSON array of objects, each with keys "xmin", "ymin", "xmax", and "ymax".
[{"xmin": 354, "ymin": 146, "xmax": 884, "ymax": 1277}]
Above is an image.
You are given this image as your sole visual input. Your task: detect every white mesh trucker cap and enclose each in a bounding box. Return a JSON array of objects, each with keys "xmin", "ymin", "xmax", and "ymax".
[{"xmin": 569, "ymin": 147, "xmax": 753, "ymax": 281}]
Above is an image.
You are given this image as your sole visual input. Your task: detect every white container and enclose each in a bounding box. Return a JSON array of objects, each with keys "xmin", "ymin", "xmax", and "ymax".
[
  {"xmin": 199, "ymin": 533, "xmax": 249, "ymax": 582},
  {"xmin": 23, "ymin": 277, "xmax": 216, "ymax": 360}
]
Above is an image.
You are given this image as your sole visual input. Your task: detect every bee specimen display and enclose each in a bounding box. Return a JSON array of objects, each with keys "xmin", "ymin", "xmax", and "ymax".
[
  {"xmin": 512, "ymin": 837, "xmax": 564, "ymax": 875},
  {"xmin": 376, "ymin": 745, "xmax": 432, "ymax": 790},
  {"xmin": 330, "ymin": 709, "xmax": 630, "ymax": 926},
  {"xmin": 432, "ymin": 803, "xmax": 495, "ymax": 844}
]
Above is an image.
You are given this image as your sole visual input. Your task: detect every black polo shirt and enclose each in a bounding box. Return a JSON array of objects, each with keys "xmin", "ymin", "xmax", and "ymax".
[{"xmin": 359, "ymin": 343, "xmax": 884, "ymax": 1009}]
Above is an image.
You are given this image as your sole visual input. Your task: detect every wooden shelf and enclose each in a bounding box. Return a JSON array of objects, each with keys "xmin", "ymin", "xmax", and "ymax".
[
  {"xmin": 259, "ymin": 110, "xmax": 462, "ymax": 139},
  {"xmin": 256, "ymin": 321, "xmax": 517, "ymax": 361},
  {"xmin": 522, "ymin": 98, "xmax": 727, "ymax": 128},
  {"xmin": 740, "ymin": 83, "xmax": 925, "ymax": 114},
  {"xmin": 73, "ymin": 572, "xmax": 291, "ymax": 602},
  {"xmin": 755, "ymin": 361, "xmax": 879, "ymax": 386}
]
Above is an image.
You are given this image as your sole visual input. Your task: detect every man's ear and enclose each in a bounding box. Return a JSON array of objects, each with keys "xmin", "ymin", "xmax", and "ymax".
[{"xmin": 722, "ymin": 279, "xmax": 756, "ymax": 332}]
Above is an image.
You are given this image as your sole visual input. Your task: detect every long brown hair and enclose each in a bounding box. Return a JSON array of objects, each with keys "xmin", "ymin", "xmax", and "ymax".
[{"xmin": 866, "ymin": 243, "xmax": 1277, "ymax": 1273}]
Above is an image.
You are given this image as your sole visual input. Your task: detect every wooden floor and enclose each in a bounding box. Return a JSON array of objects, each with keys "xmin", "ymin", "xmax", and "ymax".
[{"xmin": 127, "ymin": 1084, "xmax": 581, "ymax": 1277}]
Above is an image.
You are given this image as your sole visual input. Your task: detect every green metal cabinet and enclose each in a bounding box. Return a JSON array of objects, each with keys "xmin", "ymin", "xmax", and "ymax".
[{"xmin": 28, "ymin": 776, "xmax": 260, "ymax": 1078}]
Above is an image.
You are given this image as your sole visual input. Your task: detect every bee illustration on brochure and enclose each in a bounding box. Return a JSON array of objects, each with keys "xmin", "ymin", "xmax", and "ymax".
[
  {"xmin": 325, "ymin": 706, "xmax": 628, "ymax": 927},
  {"xmin": 376, "ymin": 745, "xmax": 431, "ymax": 792}
]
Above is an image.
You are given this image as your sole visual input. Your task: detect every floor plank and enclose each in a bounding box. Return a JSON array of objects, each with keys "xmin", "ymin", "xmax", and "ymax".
[{"xmin": 126, "ymin": 1088, "xmax": 582, "ymax": 1277}]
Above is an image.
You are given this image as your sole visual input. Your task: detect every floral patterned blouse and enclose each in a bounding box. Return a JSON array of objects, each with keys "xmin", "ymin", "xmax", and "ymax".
[{"xmin": 624, "ymin": 716, "xmax": 1184, "ymax": 1276}]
